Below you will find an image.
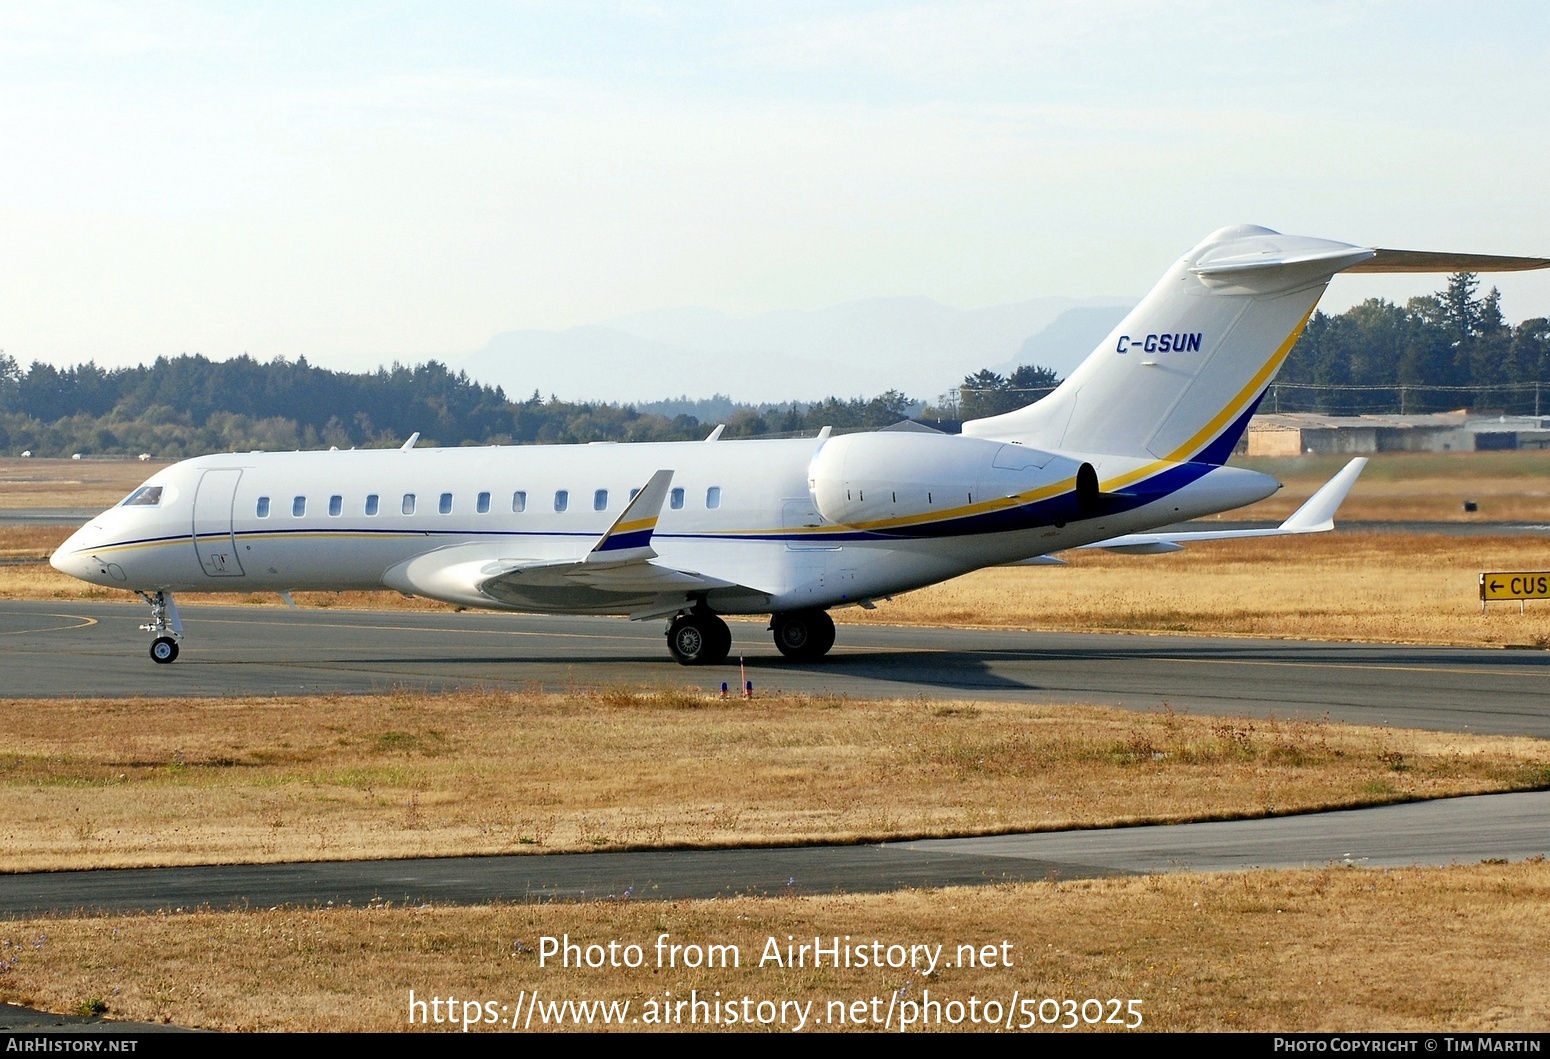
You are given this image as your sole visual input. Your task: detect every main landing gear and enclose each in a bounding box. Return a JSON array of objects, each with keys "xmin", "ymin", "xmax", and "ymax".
[
  {"xmin": 770, "ymin": 609, "xmax": 835, "ymax": 662},
  {"xmin": 137, "ymin": 589, "xmax": 183, "ymax": 664},
  {"xmin": 666, "ymin": 608, "xmax": 732, "ymax": 666},
  {"xmin": 663, "ymin": 607, "xmax": 838, "ymax": 665}
]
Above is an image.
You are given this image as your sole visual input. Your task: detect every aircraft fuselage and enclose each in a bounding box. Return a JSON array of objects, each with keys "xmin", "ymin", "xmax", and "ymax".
[{"xmin": 52, "ymin": 434, "xmax": 1277, "ymax": 616}]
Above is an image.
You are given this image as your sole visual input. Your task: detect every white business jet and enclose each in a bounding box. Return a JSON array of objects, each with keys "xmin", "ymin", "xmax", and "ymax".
[{"xmin": 51, "ymin": 225, "xmax": 1549, "ymax": 665}]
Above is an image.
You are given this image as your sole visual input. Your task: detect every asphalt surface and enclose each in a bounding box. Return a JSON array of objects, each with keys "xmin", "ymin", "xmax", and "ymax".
[
  {"xmin": 1, "ymin": 792, "xmax": 1546, "ymax": 923},
  {"xmin": 3, "ymin": 595, "xmax": 1548, "ymax": 913},
  {"xmin": 0, "ymin": 507, "xmax": 99, "ymax": 526},
  {"xmin": 3, "ymin": 598, "xmax": 1548, "ymax": 734},
  {"xmin": 3, "ymin": 597, "xmax": 1548, "ymax": 1030}
]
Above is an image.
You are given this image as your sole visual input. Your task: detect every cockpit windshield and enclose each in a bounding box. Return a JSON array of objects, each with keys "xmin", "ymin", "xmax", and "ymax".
[{"xmin": 120, "ymin": 486, "xmax": 164, "ymax": 507}]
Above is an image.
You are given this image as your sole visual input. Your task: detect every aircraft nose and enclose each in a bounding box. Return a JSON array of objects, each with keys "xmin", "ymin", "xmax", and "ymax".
[
  {"xmin": 50, "ymin": 537, "xmax": 85, "ymax": 576},
  {"xmin": 50, "ymin": 524, "xmax": 107, "ymax": 582},
  {"xmin": 49, "ymin": 529, "xmax": 80, "ymax": 573}
]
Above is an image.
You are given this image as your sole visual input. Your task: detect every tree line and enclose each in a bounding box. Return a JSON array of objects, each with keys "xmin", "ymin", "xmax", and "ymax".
[
  {"xmin": 0, "ymin": 353, "xmax": 928, "ymax": 457},
  {"xmin": 1274, "ymin": 274, "xmax": 1550, "ymax": 415}
]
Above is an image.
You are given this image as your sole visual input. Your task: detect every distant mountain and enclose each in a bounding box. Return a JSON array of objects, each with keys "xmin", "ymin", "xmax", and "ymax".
[
  {"xmin": 989, "ymin": 305, "xmax": 1133, "ymax": 381},
  {"xmin": 458, "ymin": 294, "xmax": 1132, "ymax": 403}
]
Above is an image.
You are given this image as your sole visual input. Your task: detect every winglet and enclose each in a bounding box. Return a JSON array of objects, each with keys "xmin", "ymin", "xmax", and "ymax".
[
  {"xmin": 586, "ymin": 469, "xmax": 675, "ymax": 564},
  {"xmin": 400, "ymin": 432, "xmax": 420, "ymax": 452},
  {"xmin": 1278, "ymin": 457, "xmax": 1368, "ymax": 533}
]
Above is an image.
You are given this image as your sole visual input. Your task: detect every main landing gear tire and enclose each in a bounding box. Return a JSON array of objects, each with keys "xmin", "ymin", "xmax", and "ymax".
[
  {"xmin": 667, "ymin": 612, "xmax": 732, "ymax": 666},
  {"xmin": 771, "ymin": 609, "xmax": 835, "ymax": 662},
  {"xmin": 150, "ymin": 636, "xmax": 179, "ymax": 664}
]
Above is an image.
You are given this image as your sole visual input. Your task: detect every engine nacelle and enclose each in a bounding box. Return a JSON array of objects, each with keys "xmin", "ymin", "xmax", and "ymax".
[{"xmin": 807, "ymin": 432, "xmax": 1089, "ymax": 534}]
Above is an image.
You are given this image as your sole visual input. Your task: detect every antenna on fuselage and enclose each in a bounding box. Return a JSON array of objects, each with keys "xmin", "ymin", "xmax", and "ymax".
[
  {"xmin": 400, "ymin": 432, "xmax": 420, "ymax": 452},
  {"xmin": 704, "ymin": 425, "xmax": 725, "ymax": 442}
]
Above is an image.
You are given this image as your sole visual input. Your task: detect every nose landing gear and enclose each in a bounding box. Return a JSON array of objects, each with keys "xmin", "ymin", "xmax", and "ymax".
[{"xmin": 137, "ymin": 590, "xmax": 184, "ymax": 664}]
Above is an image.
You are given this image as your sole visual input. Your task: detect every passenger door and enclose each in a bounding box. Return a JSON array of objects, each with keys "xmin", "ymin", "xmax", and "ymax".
[{"xmin": 192, "ymin": 469, "xmax": 247, "ymax": 577}]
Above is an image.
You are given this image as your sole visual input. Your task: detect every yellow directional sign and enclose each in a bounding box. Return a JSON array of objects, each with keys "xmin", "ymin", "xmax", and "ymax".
[{"xmin": 1479, "ymin": 572, "xmax": 1550, "ymax": 601}]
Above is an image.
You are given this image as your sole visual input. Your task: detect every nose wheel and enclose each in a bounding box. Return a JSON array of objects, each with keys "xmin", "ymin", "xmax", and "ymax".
[{"xmin": 137, "ymin": 590, "xmax": 184, "ymax": 664}]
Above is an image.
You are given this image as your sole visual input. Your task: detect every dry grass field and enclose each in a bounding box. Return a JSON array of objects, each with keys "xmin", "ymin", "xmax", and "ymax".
[
  {"xmin": 2, "ymin": 689, "xmax": 1546, "ymax": 872},
  {"xmin": 1227, "ymin": 451, "xmax": 1550, "ymax": 523},
  {"xmin": 3, "ymin": 861, "xmax": 1547, "ymax": 1031},
  {"xmin": 845, "ymin": 532, "xmax": 1550, "ymax": 645}
]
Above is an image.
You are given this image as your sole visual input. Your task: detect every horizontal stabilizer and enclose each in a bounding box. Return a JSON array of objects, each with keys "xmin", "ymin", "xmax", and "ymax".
[
  {"xmin": 1278, "ymin": 457, "xmax": 1368, "ymax": 532},
  {"xmin": 1078, "ymin": 457, "xmax": 1367, "ymax": 551},
  {"xmin": 1193, "ymin": 247, "xmax": 1550, "ymax": 279},
  {"xmin": 1191, "ymin": 245, "xmax": 1376, "ymax": 278},
  {"xmin": 1343, "ymin": 249, "xmax": 1550, "ymax": 274}
]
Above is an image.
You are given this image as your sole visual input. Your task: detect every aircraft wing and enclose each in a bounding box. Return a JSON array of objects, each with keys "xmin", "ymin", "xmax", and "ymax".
[
  {"xmin": 477, "ymin": 556, "xmax": 741, "ymax": 618},
  {"xmin": 384, "ymin": 469, "xmax": 765, "ymax": 617},
  {"xmin": 1001, "ymin": 457, "xmax": 1366, "ymax": 563}
]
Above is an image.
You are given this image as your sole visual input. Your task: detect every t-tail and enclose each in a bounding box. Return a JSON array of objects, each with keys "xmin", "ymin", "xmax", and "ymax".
[{"xmin": 963, "ymin": 225, "xmax": 1550, "ymax": 461}]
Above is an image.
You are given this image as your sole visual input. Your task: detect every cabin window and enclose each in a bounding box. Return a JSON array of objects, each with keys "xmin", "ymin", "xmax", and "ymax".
[
  {"xmin": 594, "ymin": 489, "xmax": 608, "ymax": 511},
  {"xmin": 439, "ymin": 492, "xmax": 453, "ymax": 515},
  {"xmin": 292, "ymin": 496, "xmax": 306, "ymax": 517},
  {"xmin": 121, "ymin": 486, "xmax": 163, "ymax": 507},
  {"xmin": 706, "ymin": 486, "xmax": 721, "ymax": 510},
  {"xmin": 554, "ymin": 490, "xmax": 568, "ymax": 512},
  {"xmin": 629, "ymin": 487, "xmax": 640, "ymax": 501},
  {"xmin": 512, "ymin": 491, "xmax": 526, "ymax": 513},
  {"xmin": 477, "ymin": 491, "xmax": 491, "ymax": 514},
  {"xmin": 328, "ymin": 495, "xmax": 342, "ymax": 517},
  {"xmin": 670, "ymin": 487, "xmax": 684, "ymax": 510},
  {"xmin": 402, "ymin": 493, "xmax": 416, "ymax": 515},
  {"xmin": 365, "ymin": 494, "xmax": 379, "ymax": 516},
  {"xmin": 256, "ymin": 496, "xmax": 270, "ymax": 518}
]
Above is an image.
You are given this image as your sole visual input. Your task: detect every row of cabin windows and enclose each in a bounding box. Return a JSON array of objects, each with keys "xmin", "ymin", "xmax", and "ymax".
[{"xmin": 254, "ymin": 486, "xmax": 722, "ymax": 518}]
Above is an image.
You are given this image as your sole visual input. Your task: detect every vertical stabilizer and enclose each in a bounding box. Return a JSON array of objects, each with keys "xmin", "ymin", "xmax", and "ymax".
[{"xmin": 963, "ymin": 226, "xmax": 1372, "ymax": 461}]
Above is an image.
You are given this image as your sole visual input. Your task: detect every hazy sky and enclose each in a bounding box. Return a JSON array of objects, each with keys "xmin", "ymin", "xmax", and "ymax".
[{"xmin": 2, "ymin": 1, "xmax": 1548, "ymax": 373}]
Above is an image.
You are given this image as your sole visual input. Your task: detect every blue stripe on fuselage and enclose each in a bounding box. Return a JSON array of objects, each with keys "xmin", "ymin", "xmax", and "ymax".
[{"xmin": 1191, "ymin": 390, "xmax": 1266, "ymax": 467}]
